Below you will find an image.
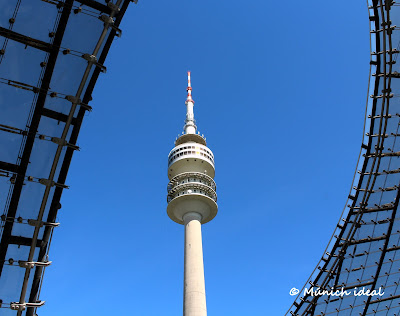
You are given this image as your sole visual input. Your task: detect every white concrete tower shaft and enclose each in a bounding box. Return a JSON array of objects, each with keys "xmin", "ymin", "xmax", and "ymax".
[
  {"xmin": 183, "ymin": 212, "xmax": 207, "ymax": 316},
  {"xmin": 167, "ymin": 73, "xmax": 217, "ymax": 316}
]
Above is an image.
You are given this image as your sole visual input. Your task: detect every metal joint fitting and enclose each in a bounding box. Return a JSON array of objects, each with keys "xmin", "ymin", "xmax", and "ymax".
[
  {"xmin": 80, "ymin": 102, "xmax": 93, "ymax": 111},
  {"xmin": 65, "ymin": 95, "xmax": 81, "ymax": 104},
  {"xmin": 10, "ymin": 301, "xmax": 45, "ymax": 311},
  {"xmin": 82, "ymin": 53, "xmax": 97, "ymax": 64},
  {"xmin": 10, "ymin": 303, "xmax": 26, "ymax": 311},
  {"xmin": 27, "ymin": 219, "xmax": 60, "ymax": 228},
  {"xmin": 39, "ymin": 178, "xmax": 68, "ymax": 189},
  {"xmin": 27, "ymin": 219, "xmax": 44, "ymax": 227},
  {"xmin": 81, "ymin": 54, "xmax": 107, "ymax": 72},
  {"xmin": 39, "ymin": 178, "xmax": 55, "ymax": 187},
  {"xmin": 44, "ymin": 221, "xmax": 60, "ymax": 227},
  {"xmin": 50, "ymin": 137, "xmax": 80, "ymax": 151},
  {"xmin": 18, "ymin": 261, "xmax": 35, "ymax": 269},
  {"xmin": 112, "ymin": 25, "xmax": 122, "ymax": 37},
  {"xmin": 99, "ymin": 15, "xmax": 114, "ymax": 25},
  {"xmin": 19, "ymin": 260, "xmax": 52, "ymax": 269},
  {"xmin": 99, "ymin": 15, "xmax": 122, "ymax": 36},
  {"xmin": 51, "ymin": 137, "xmax": 67, "ymax": 146}
]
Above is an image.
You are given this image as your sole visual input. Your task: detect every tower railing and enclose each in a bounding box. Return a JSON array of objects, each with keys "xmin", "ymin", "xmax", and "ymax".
[
  {"xmin": 167, "ymin": 172, "xmax": 216, "ymax": 191},
  {"xmin": 167, "ymin": 172, "xmax": 217, "ymax": 203}
]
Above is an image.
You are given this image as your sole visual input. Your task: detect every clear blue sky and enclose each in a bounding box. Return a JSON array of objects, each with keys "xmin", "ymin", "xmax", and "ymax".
[{"xmin": 40, "ymin": 1, "xmax": 370, "ymax": 315}]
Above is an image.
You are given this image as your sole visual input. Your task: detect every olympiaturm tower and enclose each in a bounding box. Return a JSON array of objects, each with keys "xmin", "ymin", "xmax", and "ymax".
[{"xmin": 167, "ymin": 72, "xmax": 218, "ymax": 316}]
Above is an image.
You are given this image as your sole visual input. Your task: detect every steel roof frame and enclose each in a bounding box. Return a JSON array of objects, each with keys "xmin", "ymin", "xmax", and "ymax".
[
  {"xmin": 0, "ymin": 0, "xmax": 134, "ymax": 314},
  {"xmin": 287, "ymin": 0, "xmax": 400, "ymax": 314}
]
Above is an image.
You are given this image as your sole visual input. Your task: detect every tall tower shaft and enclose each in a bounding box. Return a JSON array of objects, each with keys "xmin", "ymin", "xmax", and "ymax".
[{"xmin": 167, "ymin": 72, "xmax": 218, "ymax": 316}]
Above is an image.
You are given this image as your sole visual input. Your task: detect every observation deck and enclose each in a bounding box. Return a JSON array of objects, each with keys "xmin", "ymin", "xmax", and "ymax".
[
  {"xmin": 167, "ymin": 171, "xmax": 217, "ymax": 224},
  {"xmin": 167, "ymin": 142, "xmax": 215, "ymax": 179}
]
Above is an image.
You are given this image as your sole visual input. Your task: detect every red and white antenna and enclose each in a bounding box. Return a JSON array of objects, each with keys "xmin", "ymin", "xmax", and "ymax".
[
  {"xmin": 184, "ymin": 71, "xmax": 196, "ymax": 134},
  {"xmin": 186, "ymin": 71, "xmax": 193, "ymax": 101}
]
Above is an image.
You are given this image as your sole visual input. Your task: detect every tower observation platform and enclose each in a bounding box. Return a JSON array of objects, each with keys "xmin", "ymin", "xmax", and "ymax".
[{"xmin": 167, "ymin": 72, "xmax": 217, "ymax": 316}]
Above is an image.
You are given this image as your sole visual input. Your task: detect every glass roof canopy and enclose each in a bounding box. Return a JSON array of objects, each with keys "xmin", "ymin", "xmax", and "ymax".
[
  {"xmin": 287, "ymin": 1, "xmax": 400, "ymax": 315},
  {"xmin": 0, "ymin": 1, "xmax": 133, "ymax": 315}
]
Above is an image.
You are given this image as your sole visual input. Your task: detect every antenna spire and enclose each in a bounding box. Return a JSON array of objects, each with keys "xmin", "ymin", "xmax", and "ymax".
[{"xmin": 184, "ymin": 71, "xmax": 196, "ymax": 134}]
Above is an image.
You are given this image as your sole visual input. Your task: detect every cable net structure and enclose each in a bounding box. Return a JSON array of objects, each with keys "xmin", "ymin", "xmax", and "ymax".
[
  {"xmin": 0, "ymin": 1, "xmax": 134, "ymax": 315},
  {"xmin": 287, "ymin": 1, "xmax": 400, "ymax": 315}
]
